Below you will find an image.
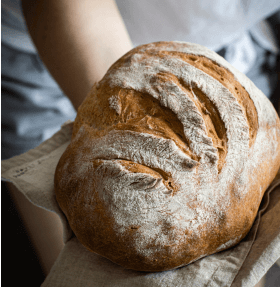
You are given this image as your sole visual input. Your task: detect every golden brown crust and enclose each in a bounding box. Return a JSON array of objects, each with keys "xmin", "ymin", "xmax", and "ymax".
[{"xmin": 55, "ymin": 41, "xmax": 280, "ymax": 271}]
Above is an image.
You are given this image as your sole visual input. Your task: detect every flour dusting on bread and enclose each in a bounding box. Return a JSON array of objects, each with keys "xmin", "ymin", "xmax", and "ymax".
[
  {"xmin": 108, "ymin": 94, "xmax": 122, "ymax": 115},
  {"xmin": 54, "ymin": 41, "xmax": 280, "ymax": 272}
]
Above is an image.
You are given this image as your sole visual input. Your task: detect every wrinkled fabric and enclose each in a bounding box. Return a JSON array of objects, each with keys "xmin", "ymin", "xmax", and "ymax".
[{"xmin": 2, "ymin": 122, "xmax": 280, "ymax": 287}]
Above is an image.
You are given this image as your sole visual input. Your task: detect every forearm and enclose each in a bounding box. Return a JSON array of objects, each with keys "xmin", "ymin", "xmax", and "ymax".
[
  {"xmin": 8, "ymin": 183, "xmax": 64, "ymax": 276},
  {"xmin": 22, "ymin": 0, "xmax": 133, "ymax": 110}
]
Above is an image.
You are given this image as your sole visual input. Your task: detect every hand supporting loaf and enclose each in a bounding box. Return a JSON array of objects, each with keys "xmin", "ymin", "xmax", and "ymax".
[{"xmin": 54, "ymin": 41, "xmax": 280, "ymax": 271}]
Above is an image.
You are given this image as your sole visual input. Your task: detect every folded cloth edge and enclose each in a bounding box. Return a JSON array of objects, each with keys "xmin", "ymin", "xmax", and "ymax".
[{"xmin": 1, "ymin": 121, "xmax": 280, "ymax": 286}]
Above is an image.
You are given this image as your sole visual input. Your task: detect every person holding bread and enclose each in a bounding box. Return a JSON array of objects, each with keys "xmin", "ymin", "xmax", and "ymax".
[{"xmin": 2, "ymin": 0, "xmax": 280, "ymax": 285}]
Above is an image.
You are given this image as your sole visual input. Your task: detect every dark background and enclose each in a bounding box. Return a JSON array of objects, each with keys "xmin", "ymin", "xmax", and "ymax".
[{"xmin": 2, "ymin": 181, "xmax": 45, "ymax": 286}]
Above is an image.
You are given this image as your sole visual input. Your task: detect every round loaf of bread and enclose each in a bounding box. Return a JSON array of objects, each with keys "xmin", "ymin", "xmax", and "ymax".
[{"xmin": 54, "ymin": 41, "xmax": 280, "ymax": 272}]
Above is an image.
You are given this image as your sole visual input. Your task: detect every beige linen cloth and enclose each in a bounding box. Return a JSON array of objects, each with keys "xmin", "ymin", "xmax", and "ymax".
[{"xmin": 2, "ymin": 121, "xmax": 280, "ymax": 287}]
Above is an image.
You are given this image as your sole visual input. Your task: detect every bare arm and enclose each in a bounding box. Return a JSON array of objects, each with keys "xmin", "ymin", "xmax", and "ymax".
[
  {"xmin": 18, "ymin": 0, "xmax": 132, "ymax": 274},
  {"xmin": 7, "ymin": 183, "xmax": 64, "ymax": 276},
  {"xmin": 22, "ymin": 0, "xmax": 133, "ymax": 109}
]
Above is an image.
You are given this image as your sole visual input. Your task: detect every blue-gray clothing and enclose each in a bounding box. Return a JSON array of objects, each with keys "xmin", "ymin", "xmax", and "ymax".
[
  {"xmin": 1, "ymin": 43, "xmax": 76, "ymax": 159},
  {"xmin": 1, "ymin": 0, "xmax": 280, "ymax": 159}
]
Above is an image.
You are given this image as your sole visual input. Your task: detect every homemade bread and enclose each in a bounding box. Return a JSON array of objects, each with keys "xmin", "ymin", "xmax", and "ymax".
[{"xmin": 54, "ymin": 41, "xmax": 280, "ymax": 271}]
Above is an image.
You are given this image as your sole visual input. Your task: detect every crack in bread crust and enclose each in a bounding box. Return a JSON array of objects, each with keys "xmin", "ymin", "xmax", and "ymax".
[
  {"xmin": 55, "ymin": 41, "xmax": 280, "ymax": 272},
  {"xmin": 101, "ymin": 45, "xmax": 251, "ymax": 175},
  {"xmin": 113, "ymin": 42, "xmax": 258, "ymax": 147},
  {"xmin": 167, "ymin": 51, "xmax": 258, "ymax": 146}
]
